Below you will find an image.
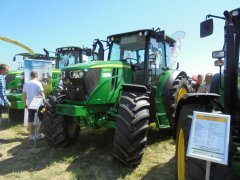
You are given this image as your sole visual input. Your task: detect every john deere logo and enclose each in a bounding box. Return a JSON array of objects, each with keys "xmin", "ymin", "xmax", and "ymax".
[{"xmin": 102, "ymin": 72, "xmax": 111, "ymax": 78}]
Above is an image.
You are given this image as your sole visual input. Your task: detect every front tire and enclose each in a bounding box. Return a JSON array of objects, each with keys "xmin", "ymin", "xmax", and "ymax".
[
  {"xmin": 176, "ymin": 103, "xmax": 232, "ymax": 180},
  {"xmin": 113, "ymin": 91, "xmax": 150, "ymax": 165},
  {"xmin": 42, "ymin": 96, "xmax": 80, "ymax": 147}
]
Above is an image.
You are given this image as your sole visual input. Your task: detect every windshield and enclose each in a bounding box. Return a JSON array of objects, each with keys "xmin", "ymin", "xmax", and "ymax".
[
  {"xmin": 109, "ymin": 34, "xmax": 146, "ymax": 64},
  {"xmin": 57, "ymin": 50, "xmax": 80, "ymax": 69},
  {"xmin": 56, "ymin": 50, "xmax": 97, "ymax": 68}
]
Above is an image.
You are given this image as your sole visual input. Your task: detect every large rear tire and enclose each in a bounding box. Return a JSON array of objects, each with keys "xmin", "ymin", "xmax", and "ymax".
[
  {"xmin": 176, "ymin": 103, "xmax": 232, "ymax": 180},
  {"xmin": 113, "ymin": 91, "xmax": 150, "ymax": 165},
  {"xmin": 165, "ymin": 75, "xmax": 189, "ymax": 127},
  {"xmin": 42, "ymin": 95, "xmax": 80, "ymax": 147}
]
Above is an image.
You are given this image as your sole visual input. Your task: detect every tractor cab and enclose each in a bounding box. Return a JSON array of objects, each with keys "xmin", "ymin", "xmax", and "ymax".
[
  {"xmin": 55, "ymin": 46, "xmax": 98, "ymax": 69},
  {"xmin": 107, "ymin": 29, "xmax": 176, "ymax": 86},
  {"xmin": 201, "ymin": 8, "xmax": 240, "ymax": 124}
]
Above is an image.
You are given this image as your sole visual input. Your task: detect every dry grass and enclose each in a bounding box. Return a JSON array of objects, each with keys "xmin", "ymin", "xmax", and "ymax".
[{"xmin": 0, "ymin": 114, "xmax": 176, "ymax": 180}]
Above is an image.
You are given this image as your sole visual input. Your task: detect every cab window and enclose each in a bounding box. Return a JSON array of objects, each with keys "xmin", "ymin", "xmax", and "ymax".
[{"xmin": 149, "ymin": 38, "xmax": 166, "ymax": 75}]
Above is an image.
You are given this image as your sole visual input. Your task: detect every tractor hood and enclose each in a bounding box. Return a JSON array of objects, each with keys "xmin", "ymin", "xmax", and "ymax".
[{"xmin": 60, "ymin": 60, "xmax": 132, "ymax": 104}]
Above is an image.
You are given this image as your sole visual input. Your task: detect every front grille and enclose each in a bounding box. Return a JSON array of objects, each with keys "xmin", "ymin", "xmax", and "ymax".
[{"xmin": 63, "ymin": 68, "xmax": 100, "ymax": 101}]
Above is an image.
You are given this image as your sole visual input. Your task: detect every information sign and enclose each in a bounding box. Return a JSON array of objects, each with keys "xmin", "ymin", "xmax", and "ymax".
[
  {"xmin": 28, "ymin": 96, "xmax": 43, "ymax": 110},
  {"xmin": 186, "ymin": 111, "xmax": 230, "ymax": 165}
]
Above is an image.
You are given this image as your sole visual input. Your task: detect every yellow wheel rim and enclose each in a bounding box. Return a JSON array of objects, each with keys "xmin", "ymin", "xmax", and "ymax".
[
  {"xmin": 177, "ymin": 88, "xmax": 187, "ymax": 103},
  {"xmin": 177, "ymin": 128, "xmax": 185, "ymax": 180}
]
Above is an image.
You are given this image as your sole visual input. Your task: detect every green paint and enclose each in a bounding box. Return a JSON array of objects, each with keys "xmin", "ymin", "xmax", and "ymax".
[{"xmin": 155, "ymin": 70, "xmax": 172, "ymax": 128}]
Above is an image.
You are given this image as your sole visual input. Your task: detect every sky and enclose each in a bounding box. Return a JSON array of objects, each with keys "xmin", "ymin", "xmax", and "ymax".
[{"xmin": 0, "ymin": 0, "xmax": 239, "ymax": 76}]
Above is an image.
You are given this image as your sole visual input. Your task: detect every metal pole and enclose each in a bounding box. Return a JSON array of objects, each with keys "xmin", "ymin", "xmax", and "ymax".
[
  {"xmin": 33, "ymin": 112, "xmax": 39, "ymax": 151},
  {"xmin": 205, "ymin": 161, "xmax": 211, "ymax": 180},
  {"xmin": 7, "ymin": 107, "xmax": 11, "ymax": 126}
]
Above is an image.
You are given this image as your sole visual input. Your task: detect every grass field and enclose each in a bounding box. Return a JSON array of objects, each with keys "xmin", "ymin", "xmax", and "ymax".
[{"xmin": 0, "ymin": 114, "xmax": 176, "ymax": 180}]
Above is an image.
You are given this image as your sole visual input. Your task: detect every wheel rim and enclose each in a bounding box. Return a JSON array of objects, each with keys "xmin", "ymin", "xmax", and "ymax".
[
  {"xmin": 177, "ymin": 128, "xmax": 185, "ymax": 180},
  {"xmin": 177, "ymin": 88, "xmax": 187, "ymax": 103}
]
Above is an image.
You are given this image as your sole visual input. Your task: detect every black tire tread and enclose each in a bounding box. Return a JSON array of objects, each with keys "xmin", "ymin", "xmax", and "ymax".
[
  {"xmin": 113, "ymin": 91, "xmax": 150, "ymax": 165},
  {"xmin": 42, "ymin": 96, "xmax": 79, "ymax": 147}
]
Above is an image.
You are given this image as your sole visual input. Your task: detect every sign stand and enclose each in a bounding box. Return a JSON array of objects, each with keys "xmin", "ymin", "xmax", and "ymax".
[
  {"xmin": 187, "ymin": 111, "xmax": 231, "ymax": 179},
  {"xmin": 33, "ymin": 113, "xmax": 39, "ymax": 151},
  {"xmin": 205, "ymin": 161, "xmax": 211, "ymax": 180}
]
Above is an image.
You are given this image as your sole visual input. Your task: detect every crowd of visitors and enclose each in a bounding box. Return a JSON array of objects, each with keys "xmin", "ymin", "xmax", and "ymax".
[{"xmin": 190, "ymin": 73, "xmax": 213, "ymax": 93}]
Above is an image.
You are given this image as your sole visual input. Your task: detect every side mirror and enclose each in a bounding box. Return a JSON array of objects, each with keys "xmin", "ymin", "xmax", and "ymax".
[
  {"xmin": 200, "ymin": 19, "xmax": 213, "ymax": 38},
  {"xmin": 13, "ymin": 56, "xmax": 16, "ymax": 62}
]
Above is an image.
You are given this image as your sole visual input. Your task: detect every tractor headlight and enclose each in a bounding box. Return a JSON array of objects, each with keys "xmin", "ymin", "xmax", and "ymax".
[
  {"xmin": 78, "ymin": 71, "xmax": 84, "ymax": 78},
  {"xmin": 70, "ymin": 70, "xmax": 85, "ymax": 79}
]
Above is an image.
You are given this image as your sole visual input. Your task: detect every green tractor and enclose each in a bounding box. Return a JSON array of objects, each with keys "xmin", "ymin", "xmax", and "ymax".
[
  {"xmin": 52, "ymin": 46, "xmax": 98, "ymax": 93},
  {"xmin": 175, "ymin": 8, "xmax": 240, "ymax": 179},
  {"xmin": 43, "ymin": 28, "xmax": 189, "ymax": 165},
  {"xmin": 7, "ymin": 47, "xmax": 95, "ymax": 122},
  {"xmin": 7, "ymin": 53, "xmax": 57, "ymax": 122}
]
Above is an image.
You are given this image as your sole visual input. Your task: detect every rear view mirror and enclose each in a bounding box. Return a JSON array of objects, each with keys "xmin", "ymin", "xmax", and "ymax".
[{"xmin": 200, "ymin": 19, "xmax": 213, "ymax": 38}]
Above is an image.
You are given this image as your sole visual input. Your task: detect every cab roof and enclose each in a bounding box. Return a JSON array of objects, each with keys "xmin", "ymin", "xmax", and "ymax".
[{"xmin": 107, "ymin": 29, "xmax": 176, "ymax": 46}]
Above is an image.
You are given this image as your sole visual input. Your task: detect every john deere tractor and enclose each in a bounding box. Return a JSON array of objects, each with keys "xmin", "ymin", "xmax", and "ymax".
[
  {"xmin": 7, "ymin": 47, "xmax": 95, "ymax": 122},
  {"xmin": 175, "ymin": 8, "xmax": 240, "ymax": 179},
  {"xmin": 43, "ymin": 28, "xmax": 189, "ymax": 165}
]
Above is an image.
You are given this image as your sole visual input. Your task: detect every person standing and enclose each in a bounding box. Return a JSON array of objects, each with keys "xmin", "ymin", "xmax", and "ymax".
[
  {"xmin": 197, "ymin": 73, "xmax": 213, "ymax": 93},
  {"xmin": 22, "ymin": 71, "xmax": 45, "ymax": 140},
  {"xmin": 0, "ymin": 64, "xmax": 11, "ymax": 126},
  {"xmin": 192, "ymin": 74, "xmax": 203, "ymax": 92}
]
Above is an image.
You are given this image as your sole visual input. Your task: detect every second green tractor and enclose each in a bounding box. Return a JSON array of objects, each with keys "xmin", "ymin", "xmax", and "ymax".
[{"xmin": 43, "ymin": 29, "xmax": 189, "ymax": 165}]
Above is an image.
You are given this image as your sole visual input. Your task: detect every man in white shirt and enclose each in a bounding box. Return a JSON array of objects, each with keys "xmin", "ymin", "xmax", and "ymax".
[
  {"xmin": 197, "ymin": 73, "xmax": 213, "ymax": 93},
  {"xmin": 22, "ymin": 71, "xmax": 45, "ymax": 140}
]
